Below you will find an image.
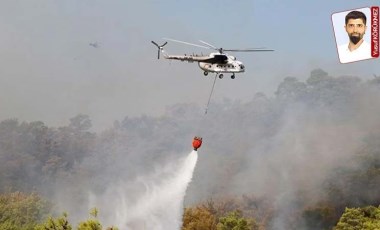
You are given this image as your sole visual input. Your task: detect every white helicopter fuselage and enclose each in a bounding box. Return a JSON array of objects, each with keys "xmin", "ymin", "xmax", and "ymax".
[{"xmin": 198, "ymin": 54, "xmax": 245, "ymax": 74}]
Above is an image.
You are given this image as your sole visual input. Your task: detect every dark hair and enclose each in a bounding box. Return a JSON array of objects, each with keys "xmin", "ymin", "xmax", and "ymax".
[{"xmin": 345, "ymin": 10, "xmax": 367, "ymax": 25}]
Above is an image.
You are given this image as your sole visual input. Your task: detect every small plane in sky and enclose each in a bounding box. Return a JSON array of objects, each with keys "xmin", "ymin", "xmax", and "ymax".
[{"xmin": 89, "ymin": 42, "xmax": 99, "ymax": 48}]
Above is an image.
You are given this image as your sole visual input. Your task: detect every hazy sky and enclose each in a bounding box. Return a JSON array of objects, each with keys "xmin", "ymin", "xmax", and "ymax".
[{"xmin": 0, "ymin": 0, "xmax": 379, "ymax": 131}]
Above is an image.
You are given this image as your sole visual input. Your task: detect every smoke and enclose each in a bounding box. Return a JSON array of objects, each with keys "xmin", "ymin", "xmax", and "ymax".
[
  {"xmin": 182, "ymin": 74, "xmax": 380, "ymax": 229},
  {"xmin": 84, "ymin": 150, "xmax": 198, "ymax": 229},
  {"xmin": 3, "ymin": 69, "xmax": 380, "ymax": 229}
]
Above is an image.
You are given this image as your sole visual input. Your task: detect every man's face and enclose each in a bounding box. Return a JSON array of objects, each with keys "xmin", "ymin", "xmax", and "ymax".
[{"xmin": 345, "ymin": 18, "xmax": 366, "ymax": 45}]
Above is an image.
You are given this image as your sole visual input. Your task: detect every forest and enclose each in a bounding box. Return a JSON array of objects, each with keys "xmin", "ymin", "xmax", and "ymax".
[{"xmin": 1, "ymin": 69, "xmax": 380, "ymax": 229}]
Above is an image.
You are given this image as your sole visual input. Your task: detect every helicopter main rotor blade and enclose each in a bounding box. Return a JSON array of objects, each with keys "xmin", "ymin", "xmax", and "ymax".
[
  {"xmin": 163, "ymin": 38, "xmax": 211, "ymax": 49},
  {"xmin": 198, "ymin": 40, "xmax": 217, "ymax": 49},
  {"xmin": 224, "ymin": 48, "xmax": 274, "ymax": 52}
]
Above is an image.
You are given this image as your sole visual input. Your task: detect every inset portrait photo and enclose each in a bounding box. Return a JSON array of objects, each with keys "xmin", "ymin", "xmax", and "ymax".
[{"xmin": 332, "ymin": 7, "xmax": 378, "ymax": 64}]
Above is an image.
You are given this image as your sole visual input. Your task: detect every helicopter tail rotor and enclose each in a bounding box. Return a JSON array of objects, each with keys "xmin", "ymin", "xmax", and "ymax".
[{"xmin": 151, "ymin": 41, "xmax": 168, "ymax": 59}]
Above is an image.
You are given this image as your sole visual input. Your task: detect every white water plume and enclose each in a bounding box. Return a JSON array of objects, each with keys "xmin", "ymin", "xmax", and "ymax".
[{"xmin": 111, "ymin": 150, "xmax": 198, "ymax": 230}]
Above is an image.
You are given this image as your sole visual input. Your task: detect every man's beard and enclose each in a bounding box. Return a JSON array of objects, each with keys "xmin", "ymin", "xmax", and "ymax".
[{"xmin": 349, "ymin": 34, "xmax": 363, "ymax": 45}]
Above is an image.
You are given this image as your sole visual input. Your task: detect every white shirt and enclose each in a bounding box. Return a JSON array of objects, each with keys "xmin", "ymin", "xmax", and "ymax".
[{"xmin": 338, "ymin": 40, "xmax": 372, "ymax": 64}]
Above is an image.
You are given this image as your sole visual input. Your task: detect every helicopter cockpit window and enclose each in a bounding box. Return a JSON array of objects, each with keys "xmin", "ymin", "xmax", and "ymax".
[{"xmin": 240, "ymin": 64, "xmax": 245, "ymax": 69}]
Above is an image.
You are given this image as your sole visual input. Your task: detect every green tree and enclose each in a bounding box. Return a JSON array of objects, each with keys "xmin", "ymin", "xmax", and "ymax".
[
  {"xmin": 182, "ymin": 206, "xmax": 217, "ymax": 230},
  {"xmin": 0, "ymin": 191, "xmax": 51, "ymax": 230},
  {"xmin": 302, "ymin": 203, "xmax": 337, "ymax": 230},
  {"xmin": 34, "ymin": 212, "xmax": 72, "ymax": 230},
  {"xmin": 275, "ymin": 76, "xmax": 307, "ymax": 101},
  {"xmin": 216, "ymin": 210, "xmax": 257, "ymax": 230},
  {"xmin": 307, "ymin": 68, "xmax": 330, "ymax": 86},
  {"xmin": 69, "ymin": 114, "xmax": 92, "ymax": 132},
  {"xmin": 77, "ymin": 208, "xmax": 102, "ymax": 230},
  {"xmin": 334, "ymin": 206, "xmax": 380, "ymax": 230},
  {"xmin": 35, "ymin": 210, "xmax": 118, "ymax": 230}
]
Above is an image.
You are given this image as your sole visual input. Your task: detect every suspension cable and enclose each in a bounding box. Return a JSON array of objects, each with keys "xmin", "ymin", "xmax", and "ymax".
[{"xmin": 204, "ymin": 74, "xmax": 218, "ymax": 114}]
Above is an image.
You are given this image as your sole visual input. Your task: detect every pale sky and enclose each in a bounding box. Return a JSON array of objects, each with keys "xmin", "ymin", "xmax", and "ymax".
[{"xmin": 0, "ymin": 0, "xmax": 379, "ymax": 131}]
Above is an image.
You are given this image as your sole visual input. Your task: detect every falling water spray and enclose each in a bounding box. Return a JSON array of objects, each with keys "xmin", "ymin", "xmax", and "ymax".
[{"xmin": 113, "ymin": 150, "xmax": 198, "ymax": 230}]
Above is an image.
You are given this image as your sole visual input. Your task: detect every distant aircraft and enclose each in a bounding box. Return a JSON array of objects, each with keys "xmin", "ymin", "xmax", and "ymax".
[
  {"xmin": 152, "ymin": 38, "xmax": 273, "ymax": 79},
  {"xmin": 89, "ymin": 42, "xmax": 99, "ymax": 48}
]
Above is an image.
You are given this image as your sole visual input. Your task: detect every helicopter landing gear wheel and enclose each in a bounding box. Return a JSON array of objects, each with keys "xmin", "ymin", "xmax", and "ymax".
[
  {"xmin": 204, "ymin": 71, "xmax": 208, "ymax": 76},
  {"xmin": 218, "ymin": 74, "xmax": 224, "ymax": 79},
  {"xmin": 231, "ymin": 74, "xmax": 235, "ymax": 79}
]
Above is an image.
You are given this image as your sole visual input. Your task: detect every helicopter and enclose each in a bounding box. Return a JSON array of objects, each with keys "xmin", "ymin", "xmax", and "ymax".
[
  {"xmin": 89, "ymin": 42, "xmax": 99, "ymax": 48},
  {"xmin": 151, "ymin": 38, "xmax": 274, "ymax": 79}
]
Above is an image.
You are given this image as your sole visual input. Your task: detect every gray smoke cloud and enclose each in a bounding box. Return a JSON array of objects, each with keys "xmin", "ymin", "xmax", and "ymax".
[{"xmin": 1, "ymin": 69, "xmax": 380, "ymax": 229}]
